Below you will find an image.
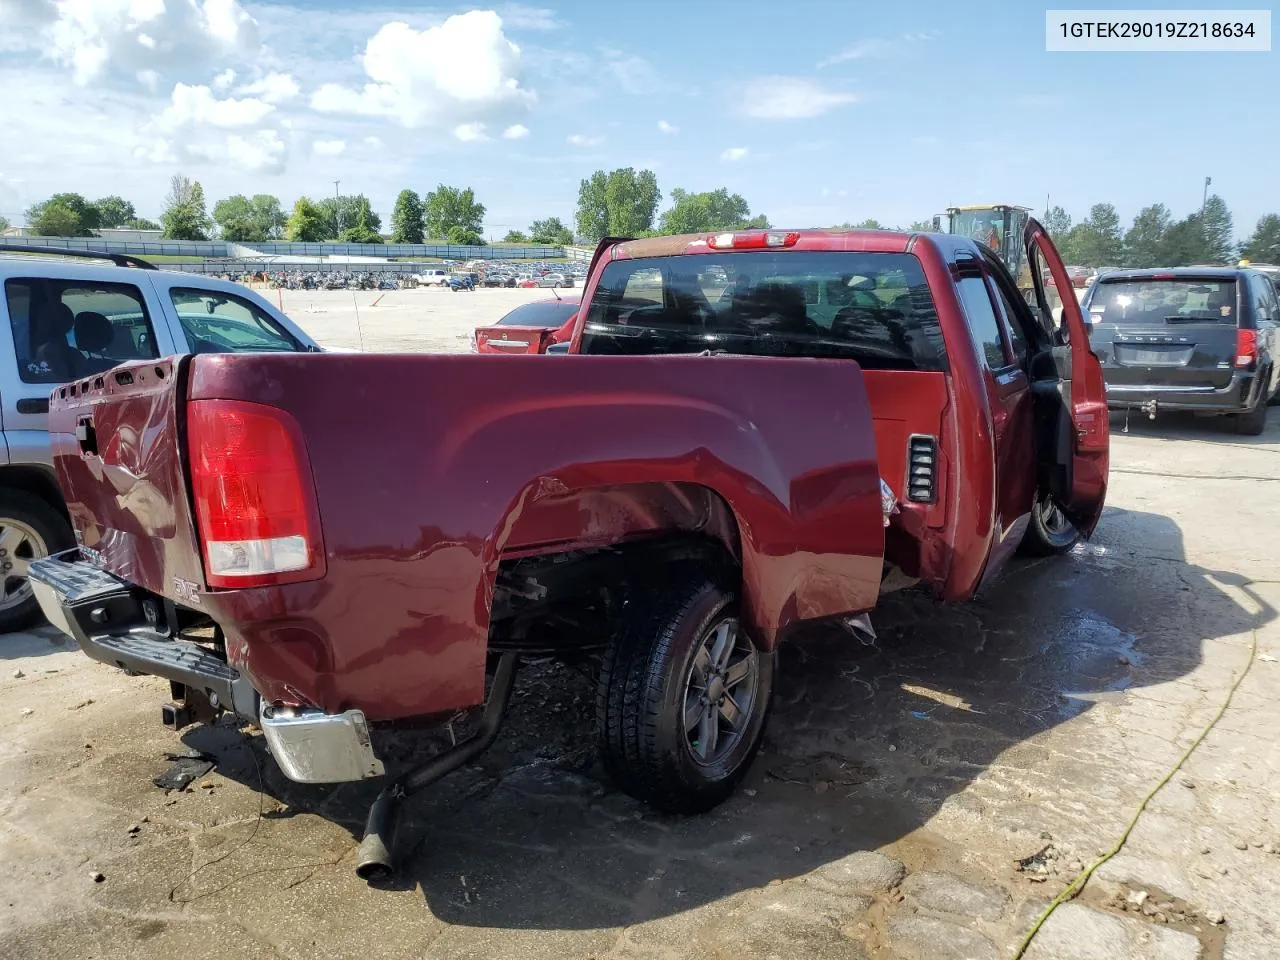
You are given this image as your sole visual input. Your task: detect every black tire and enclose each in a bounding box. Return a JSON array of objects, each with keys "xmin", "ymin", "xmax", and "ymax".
[
  {"xmin": 0, "ymin": 490, "xmax": 74, "ymax": 633},
  {"xmin": 1019, "ymin": 494, "xmax": 1080, "ymax": 557},
  {"xmin": 1235, "ymin": 394, "xmax": 1268, "ymax": 436},
  {"xmin": 596, "ymin": 577, "xmax": 774, "ymax": 814}
]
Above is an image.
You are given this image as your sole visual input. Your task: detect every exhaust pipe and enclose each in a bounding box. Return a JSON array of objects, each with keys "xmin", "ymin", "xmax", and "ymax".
[{"xmin": 354, "ymin": 653, "xmax": 519, "ymax": 882}]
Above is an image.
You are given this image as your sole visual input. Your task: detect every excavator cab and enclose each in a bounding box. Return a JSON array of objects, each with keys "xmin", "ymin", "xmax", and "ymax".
[{"xmin": 937, "ymin": 205, "xmax": 1035, "ymax": 298}]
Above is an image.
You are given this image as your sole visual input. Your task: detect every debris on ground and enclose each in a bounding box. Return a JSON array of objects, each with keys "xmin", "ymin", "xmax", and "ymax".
[
  {"xmin": 88, "ymin": 871, "xmax": 104, "ymax": 883},
  {"xmin": 20, "ymin": 707, "xmax": 33, "ymax": 716},
  {"xmin": 151, "ymin": 750, "xmax": 216, "ymax": 791},
  {"xmin": 1205, "ymin": 909, "xmax": 1225, "ymax": 924},
  {"xmin": 12, "ymin": 669, "xmax": 24, "ymax": 679}
]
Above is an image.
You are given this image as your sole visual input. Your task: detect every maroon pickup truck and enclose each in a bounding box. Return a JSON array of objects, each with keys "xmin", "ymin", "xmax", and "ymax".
[{"xmin": 30, "ymin": 220, "xmax": 1108, "ymax": 881}]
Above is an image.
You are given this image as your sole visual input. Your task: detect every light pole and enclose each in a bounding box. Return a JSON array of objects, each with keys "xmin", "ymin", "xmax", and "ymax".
[
  {"xmin": 333, "ymin": 179, "xmax": 342, "ymax": 235},
  {"xmin": 1201, "ymin": 176, "xmax": 1211, "ymax": 217}
]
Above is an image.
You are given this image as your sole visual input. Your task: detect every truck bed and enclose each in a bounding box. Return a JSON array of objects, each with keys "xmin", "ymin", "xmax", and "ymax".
[{"xmin": 48, "ymin": 353, "xmax": 885, "ymax": 720}]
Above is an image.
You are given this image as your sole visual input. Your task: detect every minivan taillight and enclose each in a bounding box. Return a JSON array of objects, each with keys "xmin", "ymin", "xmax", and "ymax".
[
  {"xmin": 1236, "ymin": 329, "xmax": 1258, "ymax": 368},
  {"xmin": 188, "ymin": 399, "xmax": 325, "ymax": 589}
]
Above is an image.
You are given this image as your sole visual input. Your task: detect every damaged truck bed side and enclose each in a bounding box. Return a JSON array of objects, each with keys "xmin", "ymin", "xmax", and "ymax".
[{"xmin": 30, "ymin": 220, "xmax": 1108, "ymax": 880}]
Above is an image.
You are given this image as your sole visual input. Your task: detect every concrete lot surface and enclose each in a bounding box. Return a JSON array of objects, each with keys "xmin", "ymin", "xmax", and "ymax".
[
  {"xmin": 270, "ymin": 285, "xmax": 572, "ymax": 353},
  {"xmin": 2, "ymin": 294, "xmax": 1278, "ymax": 959}
]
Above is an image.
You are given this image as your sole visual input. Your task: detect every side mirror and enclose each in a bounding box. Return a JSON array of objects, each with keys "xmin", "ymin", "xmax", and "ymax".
[{"xmin": 546, "ymin": 342, "xmax": 571, "ymax": 354}]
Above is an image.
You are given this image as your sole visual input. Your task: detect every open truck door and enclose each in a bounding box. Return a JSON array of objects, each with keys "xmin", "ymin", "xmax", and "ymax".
[{"xmin": 1022, "ymin": 217, "xmax": 1110, "ymax": 535}]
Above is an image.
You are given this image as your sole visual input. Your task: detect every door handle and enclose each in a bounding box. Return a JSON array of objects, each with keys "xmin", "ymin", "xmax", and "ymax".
[{"xmin": 16, "ymin": 398, "xmax": 49, "ymax": 414}]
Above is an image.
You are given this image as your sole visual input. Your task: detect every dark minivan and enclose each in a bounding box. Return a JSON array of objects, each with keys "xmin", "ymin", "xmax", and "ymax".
[{"xmin": 1082, "ymin": 267, "xmax": 1280, "ymax": 434}]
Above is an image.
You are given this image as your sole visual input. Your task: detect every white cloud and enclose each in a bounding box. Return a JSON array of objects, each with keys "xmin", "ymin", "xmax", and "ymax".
[
  {"xmin": 502, "ymin": 123, "xmax": 530, "ymax": 139},
  {"xmin": 817, "ymin": 38, "xmax": 895, "ymax": 68},
  {"xmin": 496, "ymin": 4, "xmax": 564, "ymax": 31},
  {"xmin": 313, "ymin": 139, "xmax": 346, "ymax": 156},
  {"xmin": 212, "ymin": 68, "xmax": 236, "ymax": 90},
  {"xmin": 454, "ymin": 122, "xmax": 488, "ymax": 142},
  {"xmin": 136, "ymin": 68, "xmax": 159, "ymax": 92},
  {"xmin": 363, "ymin": 135, "xmax": 383, "ymax": 148},
  {"xmin": 219, "ymin": 129, "xmax": 286, "ymax": 172},
  {"xmin": 737, "ymin": 77, "xmax": 858, "ymax": 120},
  {"xmin": 237, "ymin": 72, "xmax": 299, "ymax": 103},
  {"xmin": 310, "ymin": 11, "xmax": 535, "ymax": 129},
  {"xmin": 721, "ymin": 147, "xmax": 749, "ymax": 162},
  {"xmin": 568, "ymin": 133, "xmax": 603, "ymax": 147},
  {"xmin": 657, "ymin": 119, "xmax": 678, "ymax": 134},
  {"xmin": 156, "ymin": 83, "xmax": 275, "ymax": 129},
  {"xmin": 20, "ymin": 0, "xmax": 260, "ymax": 84}
]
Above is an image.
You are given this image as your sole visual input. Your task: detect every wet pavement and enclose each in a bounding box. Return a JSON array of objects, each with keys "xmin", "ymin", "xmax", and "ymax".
[{"xmin": 2, "ymin": 410, "xmax": 1278, "ymax": 960}]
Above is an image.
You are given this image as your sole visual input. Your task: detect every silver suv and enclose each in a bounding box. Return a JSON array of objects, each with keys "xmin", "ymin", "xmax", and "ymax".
[{"xmin": 0, "ymin": 248, "xmax": 319, "ymax": 631}]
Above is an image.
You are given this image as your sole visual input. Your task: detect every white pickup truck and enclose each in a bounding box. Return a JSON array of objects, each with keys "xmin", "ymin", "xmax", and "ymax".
[{"xmin": 0, "ymin": 246, "xmax": 320, "ymax": 632}]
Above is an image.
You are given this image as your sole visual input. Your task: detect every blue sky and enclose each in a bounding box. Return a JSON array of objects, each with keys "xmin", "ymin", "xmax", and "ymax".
[{"xmin": 0, "ymin": 1, "xmax": 1275, "ymax": 238}]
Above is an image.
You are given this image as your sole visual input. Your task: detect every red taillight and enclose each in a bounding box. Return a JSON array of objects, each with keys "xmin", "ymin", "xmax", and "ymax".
[
  {"xmin": 707, "ymin": 230, "xmax": 799, "ymax": 250},
  {"xmin": 1236, "ymin": 328, "xmax": 1258, "ymax": 368},
  {"xmin": 188, "ymin": 399, "xmax": 324, "ymax": 589}
]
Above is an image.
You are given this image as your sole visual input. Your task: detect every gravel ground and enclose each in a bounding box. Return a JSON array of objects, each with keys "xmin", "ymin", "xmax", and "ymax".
[{"xmin": 1, "ymin": 292, "xmax": 1278, "ymax": 959}]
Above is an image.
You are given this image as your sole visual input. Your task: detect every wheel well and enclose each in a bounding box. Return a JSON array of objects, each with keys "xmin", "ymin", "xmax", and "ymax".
[
  {"xmin": 489, "ymin": 534, "xmax": 741, "ymax": 656},
  {"xmin": 0, "ymin": 465, "xmax": 69, "ymax": 521}
]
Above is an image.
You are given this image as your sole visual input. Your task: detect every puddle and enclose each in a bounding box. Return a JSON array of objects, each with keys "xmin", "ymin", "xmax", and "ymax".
[{"xmin": 1048, "ymin": 612, "xmax": 1142, "ymax": 718}]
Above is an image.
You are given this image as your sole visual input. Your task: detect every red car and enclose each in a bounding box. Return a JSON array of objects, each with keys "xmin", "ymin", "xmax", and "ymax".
[
  {"xmin": 32, "ymin": 222, "xmax": 1107, "ymax": 881},
  {"xmin": 471, "ymin": 296, "xmax": 581, "ymax": 354}
]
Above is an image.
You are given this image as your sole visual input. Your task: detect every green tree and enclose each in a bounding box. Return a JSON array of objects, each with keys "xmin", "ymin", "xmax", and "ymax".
[
  {"xmin": 1199, "ymin": 195, "xmax": 1234, "ymax": 264},
  {"xmin": 25, "ymin": 193, "xmax": 100, "ymax": 236},
  {"xmin": 503, "ymin": 229, "xmax": 529, "ymax": 242},
  {"xmin": 423, "ymin": 185, "xmax": 486, "ymax": 243},
  {"xmin": 91, "ymin": 195, "xmax": 136, "ymax": 229},
  {"xmin": 285, "ymin": 197, "xmax": 328, "ymax": 242},
  {"xmin": 1123, "ymin": 203, "xmax": 1172, "ymax": 268},
  {"xmin": 390, "ymin": 189, "xmax": 424, "ymax": 244},
  {"xmin": 125, "ymin": 217, "xmax": 159, "ymax": 230},
  {"xmin": 1061, "ymin": 203, "xmax": 1123, "ymax": 266},
  {"xmin": 1157, "ymin": 215, "xmax": 1208, "ymax": 266},
  {"xmin": 657, "ymin": 188, "xmax": 768, "ymax": 235},
  {"xmin": 1241, "ymin": 214, "xmax": 1280, "ymax": 264},
  {"xmin": 317, "ymin": 195, "xmax": 381, "ymax": 241},
  {"xmin": 1042, "ymin": 205, "xmax": 1072, "ymax": 239},
  {"xmin": 446, "ymin": 224, "xmax": 484, "ymax": 246},
  {"xmin": 159, "ymin": 175, "xmax": 211, "ymax": 240},
  {"xmin": 527, "ymin": 216, "xmax": 574, "ymax": 244},
  {"xmin": 213, "ymin": 194, "xmax": 285, "ymax": 242},
  {"xmin": 0, "ymin": 214, "xmax": 8, "ymax": 232},
  {"xmin": 575, "ymin": 168, "xmax": 660, "ymax": 242},
  {"xmin": 906, "ymin": 219, "xmax": 934, "ymax": 232},
  {"xmin": 339, "ymin": 204, "xmax": 384, "ymax": 244}
]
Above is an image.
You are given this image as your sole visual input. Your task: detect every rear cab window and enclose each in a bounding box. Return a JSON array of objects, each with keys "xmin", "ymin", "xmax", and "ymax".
[
  {"xmin": 3, "ymin": 278, "xmax": 159, "ymax": 383},
  {"xmin": 579, "ymin": 251, "xmax": 947, "ymax": 371},
  {"xmin": 1087, "ymin": 278, "xmax": 1240, "ymax": 326},
  {"xmin": 169, "ymin": 288, "xmax": 303, "ymax": 353}
]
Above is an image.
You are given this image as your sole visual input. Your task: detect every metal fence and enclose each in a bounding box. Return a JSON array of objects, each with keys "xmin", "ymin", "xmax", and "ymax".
[
  {"xmin": 173, "ymin": 260, "xmax": 451, "ymax": 275},
  {"xmin": 0, "ymin": 236, "xmax": 566, "ymax": 261}
]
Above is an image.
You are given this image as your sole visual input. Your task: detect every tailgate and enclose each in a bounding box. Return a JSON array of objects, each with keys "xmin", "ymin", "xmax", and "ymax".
[
  {"xmin": 49, "ymin": 356, "xmax": 205, "ymax": 597},
  {"xmin": 1092, "ymin": 322, "xmax": 1238, "ymax": 389}
]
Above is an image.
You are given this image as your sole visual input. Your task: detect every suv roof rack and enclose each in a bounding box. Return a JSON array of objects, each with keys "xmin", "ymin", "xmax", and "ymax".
[{"xmin": 0, "ymin": 244, "xmax": 157, "ymax": 270}]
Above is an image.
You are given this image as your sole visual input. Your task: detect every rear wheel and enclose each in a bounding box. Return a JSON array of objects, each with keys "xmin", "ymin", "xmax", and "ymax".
[
  {"xmin": 596, "ymin": 577, "xmax": 774, "ymax": 814},
  {"xmin": 1235, "ymin": 393, "xmax": 1268, "ymax": 436},
  {"xmin": 1020, "ymin": 494, "xmax": 1080, "ymax": 557},
  {"xmin": 0, "ymin": 491, "xmax": 74, "ymax": 633}
]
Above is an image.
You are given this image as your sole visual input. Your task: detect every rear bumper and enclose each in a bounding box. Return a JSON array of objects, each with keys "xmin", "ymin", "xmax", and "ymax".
[
  {"xmin": 28, "ymin": 552, "xmax": 384, "ymax": 785},
  {"xmin": 1104, "ymin": 372, "xmax": 1261, "ymax": 414}
]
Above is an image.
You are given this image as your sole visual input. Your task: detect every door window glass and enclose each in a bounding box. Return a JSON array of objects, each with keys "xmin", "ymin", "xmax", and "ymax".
[
  {"xmin": 4, "ymin": 279, "xmax": 159, "ymax": 383},
  {"xmin": 956, "ymin": 275, "xmax": 1008, "ymax": 368},
  {"xmin": 169, "ymin": 288, "xmax": 302, "ymax": 353}
]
